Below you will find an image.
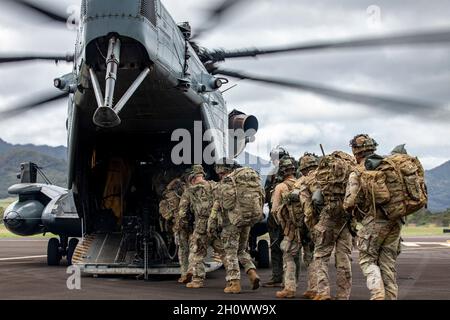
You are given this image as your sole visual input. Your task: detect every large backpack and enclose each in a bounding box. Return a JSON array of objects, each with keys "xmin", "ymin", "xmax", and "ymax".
[
  {"xmin": 347, "ymin": 154, "xmax": 428, "ymax": 221},
  {"xmin": 221, "ymin": 167, "xmax": 264, "ymax": 227},
  {"xmin": 370, "ymin": 154, "xmax": 428, "ymax": 220},
  {"xmin": 315, "ymin": 151, "xmax": 357, "ymax": 204},
  {"xmin": 159, "ymin": 179, "xmax": 185, "ymax": 221}
]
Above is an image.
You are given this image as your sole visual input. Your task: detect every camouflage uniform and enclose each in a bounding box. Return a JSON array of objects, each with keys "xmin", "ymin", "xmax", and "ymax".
[
  {"xmin": 313, "ymin": 204, "xmax": 353, "ymax": 300},
  {"xmin": 346, "ymin": 134, "xmax": 404, "ymax": 300},
  {"xmin": 160, "ymin": 176, "xmax": 191, "ymax": 282},
  {"xmin": 209, "ymin": 163, "xmax": 261, "ymax": 293},
  {"xmin": 294, "ymin": 153, "xmax": 321, "ymax": 298},
  {"xmin": 176, "ymin": 166, "xmax": 220, "ymax": 287},
  {"xmin": 357, "ymin": 212, "xmax": 402, "ymax": 300},
  {"xmin": 264, "ymin": 147, "xmax": 299, "ymax": 286},
  {"xmin": 301, "ymin": 153, "xmax": 354, "ymax": 300},
  {"xmin": 264, "ymin": 165, "xmax": 284, "ymax": 285}
]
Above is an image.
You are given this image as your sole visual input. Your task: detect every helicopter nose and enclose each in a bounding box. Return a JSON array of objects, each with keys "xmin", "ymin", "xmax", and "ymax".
[{"xmin": 3, "ymin": 211, "xmax": 25, "ymax": 229}]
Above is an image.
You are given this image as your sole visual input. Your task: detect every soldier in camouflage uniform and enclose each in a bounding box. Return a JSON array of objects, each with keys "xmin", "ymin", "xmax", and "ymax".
[
  {"xmin": 345, "ymin": 134, "xmax": 403, "ymax": 300},
  {"xmin": 175, "ymin": 165, "xmax": 224, "ymax": 289},
  {"xmin": 208, "ymin": 161, "xmax": 261, "ymax": 294},
  {"xmin": 159, "ymin": 169, "xmax": 191, "ymax": 284},
  {"xmin": 271, "ymin": 158, "xmax": 299, "ymax": 298},
  {"xmin": 301, "ymin": 152, "xmax": 354, "ymax": 300},
  {"xmin": 291, "ymin": 153, "xmax": 320, "ymax": 299},
  {"xmin": 263, "ymin": 147, "xmax": 300, "ymax": 287}
]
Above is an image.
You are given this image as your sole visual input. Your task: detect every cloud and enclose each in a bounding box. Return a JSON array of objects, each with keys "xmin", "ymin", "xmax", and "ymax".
[{"xmin": 0, "ymin": 0, "xmax": 449, "ymax": 170}]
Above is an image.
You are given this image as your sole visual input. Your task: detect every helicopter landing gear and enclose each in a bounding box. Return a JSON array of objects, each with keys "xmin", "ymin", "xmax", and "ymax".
[
  {"xmin": 67, "ymin": 238, "xmax": 79, "ymax": 266},
  {"xmin": 47, "ymin": 237, "xmax": 63, "ymax": 266},
  {"xmin": 47, "ymin": 235, "xmax": 78, "ymax": 266}
]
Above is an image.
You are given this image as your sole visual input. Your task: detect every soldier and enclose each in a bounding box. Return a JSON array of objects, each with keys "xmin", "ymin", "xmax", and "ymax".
[
  {"xmin": 292, "ymin": 153, "xmax": 320, "ymax": 299},
  {"xmin": 208, "ymin": 162, "xmax": 261, "ymax": 294},
  {"xmin": 346, "ymin": 134, "xmax": 404, "ymax": 300},
  {"xmin": 159, "ymin": 169, "xmax": 192, "ymax": 284},
  {"xmin": 302, "ymin": 151, "xmax": 355, "ymax": 300},
  {"xmin": 271, "ymin": 158, "xmax": 299, "ymax": 298},
  {"xmin": 263, "ymin": 146, "xmax": 298, "ymax": 287},
  {"xmin": 175, "ymin": 165, "xmax": 217, "ymax": 289}
]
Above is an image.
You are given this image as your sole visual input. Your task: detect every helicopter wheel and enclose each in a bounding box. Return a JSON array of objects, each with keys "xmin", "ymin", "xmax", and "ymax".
[
  {"xmin": 47, "ymin": 238, "xmax": 62, "ymax": 266},
  {"xmin": 67, "ymin": 238, "xmax": 79, "ymax": 266}
]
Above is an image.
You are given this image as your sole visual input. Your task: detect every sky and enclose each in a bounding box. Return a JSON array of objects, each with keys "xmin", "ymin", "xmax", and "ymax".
[{"xmin": 0, "ymin": 0, "xmax": 449, "ymax": 169}]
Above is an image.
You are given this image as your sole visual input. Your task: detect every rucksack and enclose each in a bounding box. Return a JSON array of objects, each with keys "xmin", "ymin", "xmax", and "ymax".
[
  {"xmin": 159, "ymin": 179, "xmax": 185, "ymax": 221},
  {"xmin": 376, "ymin": 154, "xmax": 428, "ymax": 220},
  {"xmin": 221, "ymin": 167, "xmax": 265, "ymax": 227},
  {"xmin": 361, "ymin": 154, "xmax": 427, "ymax": 220},
  {"xmin": 315, "ymin": 151, "xmax": 357, "ymax": 204}
]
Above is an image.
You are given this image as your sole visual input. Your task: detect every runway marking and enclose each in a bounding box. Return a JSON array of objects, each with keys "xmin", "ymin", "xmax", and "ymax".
[
  {"xmin": 0, "ymin": 239, "xmax": 48, "ymax": 242},
  {"xmin": 403, "ymin": 242, "xmax": 420, "ymax": 247},
  {"xmin": 403, "ymin": 242, "xmax": 450, "ymax": 248},
  {"xmin": 0, "ymin": 255, "xmax": 46, "ymax": 261}
]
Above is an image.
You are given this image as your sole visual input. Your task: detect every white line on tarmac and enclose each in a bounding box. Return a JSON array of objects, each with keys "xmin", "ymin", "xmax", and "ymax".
[
  {"xmin": 0, "ymin": 255, "xmax": 46, "ymax": 261},
  {"xmin": 402, "ymin": 242, "xmax": 420, "ymax": 247},
  {"xmin": 403, "ymin": 242, "xmax": 450, "ymax": 247},
  {"xmin": 0, "ymin": 239, "xmax": 48, "ymax": 242}
]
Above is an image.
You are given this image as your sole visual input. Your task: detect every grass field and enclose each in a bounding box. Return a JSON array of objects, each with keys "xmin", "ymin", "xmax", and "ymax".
[
  {"xmin": 0, "ymin": 197, "xmax": 15, "ymax": 209},
  {"xmin": 0, "ymin": 198, "xmax": 448, "ymax": 238},
  {"xmin": 402, "ymin": 225, "xmax": 447, "ymax": 237}
]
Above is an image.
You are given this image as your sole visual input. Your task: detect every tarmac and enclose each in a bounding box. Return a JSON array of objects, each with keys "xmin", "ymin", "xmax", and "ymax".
[{"xmin": 0, "ymin": 236, "xmax": 449, "ymax": 300}]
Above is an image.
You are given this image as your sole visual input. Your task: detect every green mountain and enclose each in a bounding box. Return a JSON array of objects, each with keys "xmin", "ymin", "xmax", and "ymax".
[
  {"xmin": 425, "ymin": 160, "xmax": 450, "ymax": 212},
  {"xmin": 0, "ymin": 140, "xmax": 67, "ymax": 198},
  {"xmin": 0, "ymin": 138, "xmax": 449, "ymax": 212}
]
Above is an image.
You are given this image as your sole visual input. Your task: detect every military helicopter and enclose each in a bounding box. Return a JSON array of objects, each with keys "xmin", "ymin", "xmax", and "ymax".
[{"xmin": 1, "ymin": 0, "xmax": 449, "ymax": 276}]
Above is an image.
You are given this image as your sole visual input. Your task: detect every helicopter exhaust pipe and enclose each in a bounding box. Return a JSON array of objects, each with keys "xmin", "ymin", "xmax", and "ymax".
[
  {"xmin": 93, "ymin": 36, "xmax": 122, "ymax": 128},
  {"xmin": 228, "ymin": 110, "xmax": 259, "ymax": 157}
]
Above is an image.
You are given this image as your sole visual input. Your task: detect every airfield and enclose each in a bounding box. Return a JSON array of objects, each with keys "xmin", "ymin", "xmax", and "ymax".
[{"xmin": 0, "ymin": 236, "xmax": 449, "ymax": 300}]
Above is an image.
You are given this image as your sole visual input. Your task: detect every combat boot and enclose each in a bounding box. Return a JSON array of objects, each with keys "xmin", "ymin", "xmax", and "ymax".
[
  {"xmin": 247, "ymin": 269, "xmax": 260, "ymax": 290},
  {"xmin": 224, "ymin": 280, "xmax": 241, "ymax": 294},
  {"xmin": 262, "ymin": 279, "xmax": 283, "ymax": 288},
  {"xmin": 370, "ymin": 292, "xmax": 385, "ymax": 300},
  {"xmin": 178, "ymin": 273, "xmax": 192, "ymax": 284},
  {"xmin": 302, "ymin": 290, "xmax": 317, "ymax": 299},
  {"xmin": 186, "ymin": 278, "xmax": 204, "ymax": 289},
  {"xmin": 276, "ymin": 289, "xmax": 295, "ymax": 299},
  {"xmin": 313, "ymin": 294, "xmax": 332, "ymax": 300}
]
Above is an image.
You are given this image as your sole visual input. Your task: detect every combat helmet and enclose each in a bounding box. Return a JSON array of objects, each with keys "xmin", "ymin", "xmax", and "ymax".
[
  {"xmin": 270, "ymin": 146, "xmax": 290, "ymax": 162},
  {"xmin": 299, "ymin": 153, "xmax": 320, "ymax": 171},
  {"xmin": 188, "ymin": 164, "xmax": 205, "ymax": 181},
  {"xmin": 278, "ymin": 157, "xmax": 296, "ymax": 177},
  {"xmin": 349, "ymin": 134, "xmax": 378, "ymax": 156},
  {"xmin": 214, "ymin": 158, "xmax": 237, "ymax": 175}
]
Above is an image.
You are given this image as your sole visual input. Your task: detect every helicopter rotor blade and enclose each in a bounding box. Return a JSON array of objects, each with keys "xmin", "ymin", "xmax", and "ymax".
[
  {"xmin": 3, "ymin": 0, "xmax": 72, "ymax": 25},
  {"xmin": 192, "ymin": 0, "xmax": 249, "ymax": 39},
  {"xmin": 0, "ymin": 53, "xmax": 74, "ymax": 65},
  {"xmin": 215, "ymin": 68, "xmax": 447, "ymax": 119},
  {"xmin": 203, "ymin": 29, "xmax": 450, "ymax": 62},
  {"xmin": 0, "ymin": 91, "xmax": 69, "ymax": 120}
]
